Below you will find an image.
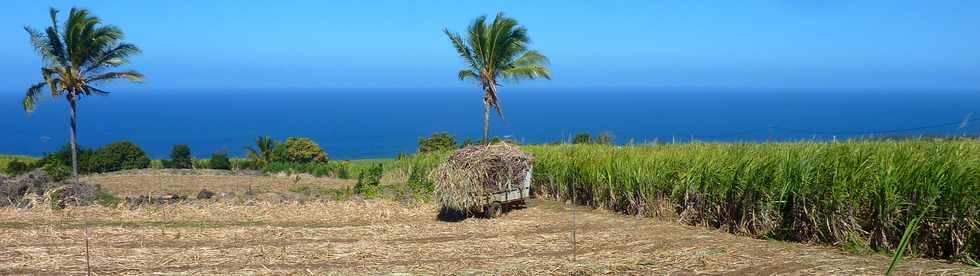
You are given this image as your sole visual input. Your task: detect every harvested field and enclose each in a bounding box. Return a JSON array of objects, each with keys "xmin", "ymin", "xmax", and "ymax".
[
  {"xmin": 1, "ymin": 199, "xmax": 976, "ymax": 275},
  {"xmin": 81, "ymin": 169, "xmax": 353, "ymax": 197}
]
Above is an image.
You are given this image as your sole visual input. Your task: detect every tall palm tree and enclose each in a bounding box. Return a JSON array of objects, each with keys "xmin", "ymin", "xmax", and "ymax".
[
  {"xmin": 24, "ymin": 7, "xmax": 144, "ymax": 177},
  {"xmin": 444, "ymin": 13, "xmax": 551, "ymax": 143},
  {"xmin": 245, "ymin": 136, "xmax": 277, "ymax": 166}
]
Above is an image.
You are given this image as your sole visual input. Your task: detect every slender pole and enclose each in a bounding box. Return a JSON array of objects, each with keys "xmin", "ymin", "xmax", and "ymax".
[
  {"xmin": 571, "ymin": 179, "xmax": 576, "ymax": 261},
  {"xmin": 84, "ymin": 223, "xmax": 92, "ymax": 276}
]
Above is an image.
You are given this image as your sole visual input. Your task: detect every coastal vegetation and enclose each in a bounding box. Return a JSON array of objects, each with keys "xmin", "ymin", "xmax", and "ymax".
[
  {"xmin": 208, "ymin": 150, "xmax": 231, "ymax": 170},
  {"xmin": 444, "ymin": 13, "xmax": 551, "ymax": 143},
  {"xmin": 23, "ymin": 7, "xmax": 144, "ymax": 177},
  {"xmin": 164, "ymin": 144, "xmax": 193, "ymax": 169},
  {"xmin": 418, "ymin": 132, "xmax": 458, "ymax": 153},
  {"xmin": 84, "ymin": 141, "xmax": 150, "ymax": 173},
  {"xmin": 11, "ymin": 141, "xmax": 152, "ymax": 180},
  {"xmin": 244, "ymin": 136, "xmax": 276, "ymax": 167}
]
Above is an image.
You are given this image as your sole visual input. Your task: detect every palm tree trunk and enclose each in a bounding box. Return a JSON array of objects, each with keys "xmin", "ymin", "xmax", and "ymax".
[
  {"xmin": 483, "ymin": 96, "xmax": 491, "ymax": 144},
  {"xmin": 68, "ymin": 95, "xmax": 79, "ymax": 178}
]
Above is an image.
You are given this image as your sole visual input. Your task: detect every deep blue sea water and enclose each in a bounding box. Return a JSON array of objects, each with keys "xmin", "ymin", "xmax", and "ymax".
[{"xmin": 3, "ymin": 87, "xmax": 980, "ymax": 159}]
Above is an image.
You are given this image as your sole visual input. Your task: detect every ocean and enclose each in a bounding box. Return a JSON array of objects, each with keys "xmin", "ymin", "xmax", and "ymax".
[{"xmin": 3, "ymin": 87, "xmax": 980, "ymax": 159}]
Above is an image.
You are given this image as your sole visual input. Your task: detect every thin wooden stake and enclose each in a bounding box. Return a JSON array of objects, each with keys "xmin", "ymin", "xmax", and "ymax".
[
  {"xmin": 84, "ymin": 222, "xmax": 92, "ymax": 276},
  {"xmin": 571, "ymin": 179, "xmax": 576, "ymax": 262}
]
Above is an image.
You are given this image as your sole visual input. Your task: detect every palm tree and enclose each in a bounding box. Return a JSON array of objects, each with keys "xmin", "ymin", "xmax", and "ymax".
[
  {"xmin": 245, "ymin": 136, "xmax": 277, "ymax": 166},
  {"xmin": 24, "ymin": 7, "xmax": 144, "ymax": 178},
  {"xmin": 444, "ymin": 13, "xmax": 551, "ymax": 143}
]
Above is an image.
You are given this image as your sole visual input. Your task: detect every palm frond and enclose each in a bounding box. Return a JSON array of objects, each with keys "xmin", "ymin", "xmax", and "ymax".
[
  {"xmin": 511, "ymin": 49, "xmax": 548, "ymax": 66},
  {"xmin": 501, "ymin": 65, "xmax": 551, "ymax": 83},
  {"xmin": 487, "ymin": 13, "xmax": 528, "ymax": 73},
  {"xmin": 458, "ymin": 69, "xmax": 479, "ymax": 81},
  {"xmin": 85, "ymin": 43, "xmax": 140, "ymax": 73},
  {"xmin": 40, "ymin": 68, "xmax": 62, "ymax": 95},
  {"xmin": 467, "ymin": 15, "xmax": 489, "ymax": 69},
  {"xmin": 84, "ymin": 85, "xmax": 111, "ymax": 96},
  {"xmin": 66, "ymin": 8, "xmax": 102, "ymax": 68},
  {"xmin": 443, "ymin": 29, "xmax": 480, "ymax": 71},
  {"xmin": 245, "ymin": 146, "xmax": 261, "ymax": 161},
  {"xmin": 24, "ymin": 27, "xmax": 54, "ymax": 63},
  {"xmin": 24, "ymin": 82, "xmax": 48, "ymax": 112},
  {"xmin": 78, "ymin": 25, "xmax": 123, "ymax": 69},
  {"xmin": 88, "ymin": 70, "xmax": 144, "ymax": 83}
]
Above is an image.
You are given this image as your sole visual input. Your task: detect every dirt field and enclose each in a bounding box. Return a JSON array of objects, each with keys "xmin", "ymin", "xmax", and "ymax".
[
  {"xmin": 0, "ymin": 200, "xmax": 976, "ymax": 275},
  {"xmin": 81, "ymin": 169, "xmax": 353, "ymax": 197},
  {"xmin": 1, "ymin": 170, "xmax": 978, "ymax": 275}
]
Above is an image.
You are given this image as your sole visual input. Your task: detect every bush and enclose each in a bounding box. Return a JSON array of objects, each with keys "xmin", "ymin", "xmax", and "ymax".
[
  {"xmin": 335, "ymin": 161, "xmax": 351, "ymax": 179},
  {"xmin": 86, "ymin": 141, "xmax": 151, "ymax": 173},
  {"xmin": 42, "ymin": 163, "xmax": 72, "ymax": 182},
  {"xmin": 279, "ymin": 137, "xmax": 328, "ymax": 163},
  {"xmin": 572, "ymin": 133, "xmax": 593, "ymax": 144},
  {"xmin": 36, "ymin": 144, "xmax": 94, "ymax": 174},
  {"xmin": 168, "ymin": 145, "xmax": 193, "ymax": 169},
  {"xmin": 5, "ymin": 160, "xmax": 30, "ymax": 176},
  {"xmin": 596, "ymin": 131, "xmax": 615, "ymax": 145},
  {"xmin": 209, "ymin": 151, "xmax": 231, "ymax": 170},
  {"xmin": 418, "ymin": 132, "xmax": 457, "ymax": 153},
  {"xmin": 407, "ymin": 158, "xmax": 435, "ymax": 201},
  {"xmin": 354, "ymin": 163, "xmax": 383, "ymax": 198}
]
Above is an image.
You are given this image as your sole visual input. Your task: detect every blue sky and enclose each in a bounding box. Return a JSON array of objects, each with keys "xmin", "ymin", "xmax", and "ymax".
[{"xmin": 2, "ymin": 0, "xmax": 979, "ymax": 90}]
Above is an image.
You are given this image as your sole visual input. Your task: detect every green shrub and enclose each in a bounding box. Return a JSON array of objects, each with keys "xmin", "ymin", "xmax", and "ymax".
[
  {"xmin": 418, "ymin": 132, "xmax": 457, "ymax": 153},
  {"xmin": 596, "ymin": 131, "xmax": 615, "ymax": 145},
  {"xmin": 277, "ymin": 137, "xmax": 328, "ymax": 163},
  {"xmin": 336, "ymin": 161, "xmax": 351, "ymax": 179},
  {"xmin": 209, "ymin": 151, "xmax": 231, "ymax": 170},
  {"xmin": 5, "ymin": 160, "xmax": 30, "ymax": 176},
  {"xmin": 36, "ymin": 144, "xmax": 94, "ymax": 174},
  {"xmin": 572, "ymin": 133, "xmax": 593, "ymax": 144},
  {"xmin": 310, "ymin": 163, "xmax": 332, "ymax": 177},
  {"xmin": 167, "ymin": 145, "xmax": 193, "ymax": 169},
  {"xmin": 86, "ymin": 141, "xmax": 151, "ymax": 173},
  {"xmin": 354, "ymin": 163, "xmax": 384, "ymax": 198},
  {"xmin": 42, "ymin": 163, "xmax": 72, "ymax": 182},
  {"xmin": 245, "ymin": 136, "xmax": 277, "ymax": 168}
]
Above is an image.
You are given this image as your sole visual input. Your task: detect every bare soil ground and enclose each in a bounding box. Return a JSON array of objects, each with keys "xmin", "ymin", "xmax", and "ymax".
[
  {"xmin": 0, "ymin": 200, "xmax": 977, "ymax": 275},
  {"xmin": 1, "ymin": 170, "xmax": 977, "ymax": 275},
  {"xmin": 81, "ymin": 169, "xmax": 353, "ymax": 197}
]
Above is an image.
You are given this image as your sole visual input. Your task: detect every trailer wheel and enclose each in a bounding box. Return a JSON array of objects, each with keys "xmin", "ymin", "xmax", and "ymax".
[{"xmin": 484, "ymin": 202, "xmax": 503, "ymax": 218}]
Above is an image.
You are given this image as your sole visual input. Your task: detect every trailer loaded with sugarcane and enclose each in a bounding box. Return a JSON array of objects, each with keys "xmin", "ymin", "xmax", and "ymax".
[{"xmin": 429, "ymin": 143, "xmax": 533, "ymax": 218}]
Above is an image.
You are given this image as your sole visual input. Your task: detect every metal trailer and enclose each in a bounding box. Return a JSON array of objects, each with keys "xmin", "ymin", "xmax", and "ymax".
[{"xmin": 478, "ymin": 166, "xmax": 533, "ymax": 218}]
